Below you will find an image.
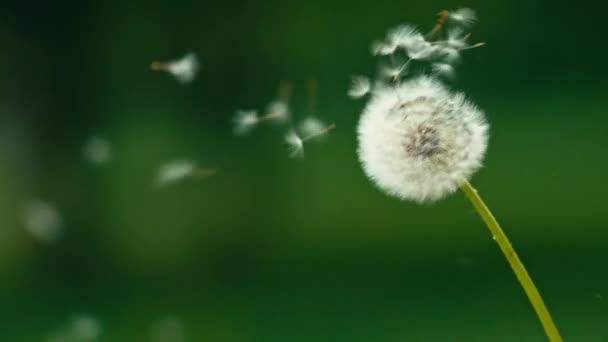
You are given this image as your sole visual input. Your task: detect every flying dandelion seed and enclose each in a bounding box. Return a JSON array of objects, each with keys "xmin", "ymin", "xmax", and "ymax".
[
  {"xmin": 298, "ymin": 116, "xmax": 327, "ymax": 139},
  {"xmin": 264, "ymin": 99, "xmax": 290, "ymax": 123},
  {"xmin": 233, "ymin": 99, "xmax": 290, "ymax": 136},
  {"xmin": 156, "ymin": 160, "xmax": 217, "ymax": 187},
  {"xmin": 20, "ymin": 200, "xmax": 63, "ymax": 244},
  {"xmin": 361, "ymin": 8, "xmax": 483, "ymax": 83},
  {"xmin": 449, "ymin": 8, "xmax": 477, "ymax": 26},
  {"xmin": 150, "ymin": 316, "xmax": 187, "ymax": 342},
  {"xmin": 83, "ymin": 136, "xmax": 111, "ymax": 164},
  {"xmin": 151, "ymin": 52, "xmax": 200, "ymax": 84},
  {"xmin": 285, "ymin": 130, "xmax": 304, "ymax": 159},
  {"xmin": 347, "ymin": 76, "xmax": 371, "ymax": 98},
  {"xmin": 156, "ymin": 159, "xmax": 197, "ymax": 187},
  {"xmin": 233, "ymin": 110, "xmax": 260, "ymax": 135},
  {"xmin": 285, "ymin": 121, "xmax": 335, "ymax": 159}
]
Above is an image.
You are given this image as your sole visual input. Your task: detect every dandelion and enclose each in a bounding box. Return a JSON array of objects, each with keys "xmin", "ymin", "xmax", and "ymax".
[
  {"xmin": 150, "ymin": 52, "xmax": 200, "ymax": 84},
  {"xmin": 83, "ymin": 136, "xmax": 111, "ymax": 164},
  {"xmin": 20, "ymin": 200, "xmax": 62, "ymax": 244},
  {"xmin": 347, "ymin": 76, "xmax": 371, "ymax": 98},
  {"xmin": 155, "ymin": 159, "xmax": 217, "ymax": 187},
  {"xmin": 449, "ymin": 8, "xmax": 477, "ymax": 26},
  {"xmin": 353, "ymin": 9, "xmax": 563, "ymax": 341},
  {"xmin": 285, "ymin": 121, "xmax": 335, "ymax": 159},
  {"xmin": 387, "ymin": 25, "xmax": 422, "ymax": 49},
  {"xmin": 358, "ymin": 76, "xmax": 487, "ymax": 202}
]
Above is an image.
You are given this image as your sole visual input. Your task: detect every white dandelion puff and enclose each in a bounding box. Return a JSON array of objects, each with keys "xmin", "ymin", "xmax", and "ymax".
[
  {"xmin": 357, "ymin": 76, "xmax": 488, "ymax": 203},
  {"xmin": 370, "ymin": 40, "xmax": 397, "ymax": 56},
  {"xmin": 83, "ymin": 136, "xmax": 111, "ymax": 165},
  {"xmin": 381, "ymin": 64, "xmax": 407, "ymax": 80},
  {"xmin": 347, "ymin": 76, "xmax": 371, "ymax": 98},
  {"xmin": 151, "ymin": 52, "xmax": 200, "ymax": 84},
  {"xmin": 285, "ymin": 130, "xmax": 304, "ymax": 159},
  {"xmin": 405, "ymin": 38, "xmax": 437, "ymax": 60},
  {"xmin": 446, "ymin": 28, "xmax": 468, "ymax": 49},
  {"xmin": 48, "ymin": 315, "xmax": 102, "ymax": 342},
  {"xmin": 387, "ymin": 25, "xmax": 423, "ymax": 49},
  {"xmin": 438, "ymin": 46, "xmax": 461, "ymax": 64},
  {"xmin": 431, "ymin": 63, "xmax": 455, "ymax": 79},
  {"xmin": 233, "ymin": 99, "xmax": 290, "ymax": 136},
  {"xmin": 449, "ymin": 8, "xmax": 476, "ymax": 26},
  {"xmin": 233, "ymin": 110, "xmax": 260, "ymax": 135},
  {"xmin": 20, "ymin": 200, "xmax": 63, "ymax": 244},
  {"xmin": 156, "ymin": 159, "xmax": 196, "ymax": 187}
]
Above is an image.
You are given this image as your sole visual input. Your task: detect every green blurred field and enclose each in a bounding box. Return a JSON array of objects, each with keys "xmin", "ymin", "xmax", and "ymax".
[{"xmin": 1, "ymin": 0, "xmax": 607, "ymax": 340}]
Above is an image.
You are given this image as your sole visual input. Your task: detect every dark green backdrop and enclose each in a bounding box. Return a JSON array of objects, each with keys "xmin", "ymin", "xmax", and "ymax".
[{"xmin": 1, "ymin": 0, "xmax": 607, "ymax": 340}]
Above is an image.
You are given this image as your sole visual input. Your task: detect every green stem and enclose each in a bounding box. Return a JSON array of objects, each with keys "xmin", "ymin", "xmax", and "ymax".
[{"xmin": 460, "ymin": 179, "xmax": 562, "ymax": 341}]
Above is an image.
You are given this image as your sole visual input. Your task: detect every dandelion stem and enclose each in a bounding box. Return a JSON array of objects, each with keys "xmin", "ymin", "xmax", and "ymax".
[{"xmin": 460, "ymin": 179, "xmax": 562, "ymax": 342}]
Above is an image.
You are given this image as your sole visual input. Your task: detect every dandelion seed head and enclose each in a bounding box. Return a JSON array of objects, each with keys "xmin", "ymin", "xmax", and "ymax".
[
  {"xmin": 156, "ymin": 159, "xmax": 196, "ymax": 187},
  {"xmin": 20, "ymin": 200, "xmax": 62, "ymax": 244},
  {"xmin": 83, "ymin": 136, "xmax": 111, "ymax": 164},
  {"xmin": 150, "ymin": 316, "xmax": 186, "ymax": 342},
  {"xmin": 285, "ymin": 130, "xmax": 304, "ymax": 159},
  {"xmin": 449, "ymin": 8, "xmax": 477, "ymax": 26},
  {"xmin": 348, "ymin": 76, "xmax": 371, "ymax": 98},
  {"xmin": 233, "ymin": 110, "xmax": 260, "ymax": 135},
  {"xmin": 357, "ymin": 76, "xmax": 488, "ymax": 203}
]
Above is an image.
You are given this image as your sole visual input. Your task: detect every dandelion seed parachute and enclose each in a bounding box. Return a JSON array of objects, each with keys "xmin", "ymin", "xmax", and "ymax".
[
  {"xmin": 348, "ymin": 76, "xmax": 371, "ymax": 98},
  {"xmin": 285, "ymin": 130, "xmax": 304, "ymax": 159},
  {"xmin": 357, "ymin": 76, "xmax": 488, "ymax": 203},
  {"xmin": 233, "ymin": 110, "xmax": 260, "ymax": 135},
  {"xmin": 151, "ymin": 52, "xmax": 199, "ymax": 84}
]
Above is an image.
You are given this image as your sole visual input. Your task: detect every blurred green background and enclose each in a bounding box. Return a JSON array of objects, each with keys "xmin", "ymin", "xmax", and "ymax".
[{"xmin": 1, "ymin": 0, "xmax": 607, "ymax": 340}]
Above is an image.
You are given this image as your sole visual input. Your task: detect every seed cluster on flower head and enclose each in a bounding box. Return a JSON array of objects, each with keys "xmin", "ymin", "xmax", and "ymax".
[{"xmin": 352, "ymin": 8, "xmax": 488, "ymax": 203}]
